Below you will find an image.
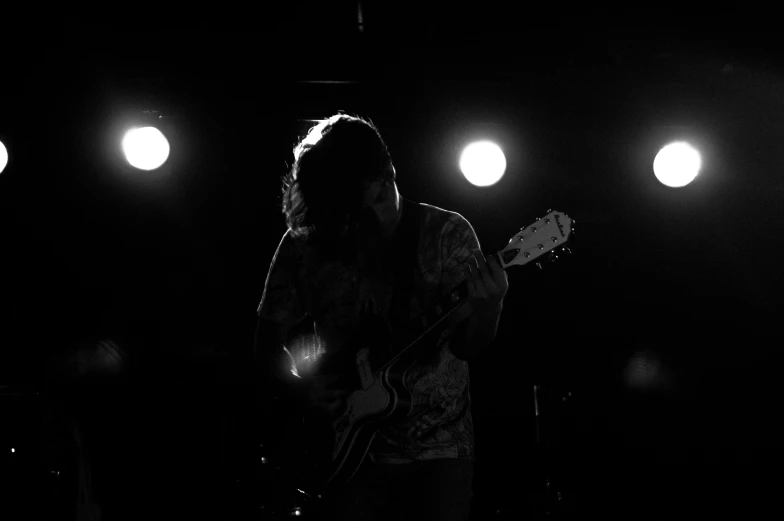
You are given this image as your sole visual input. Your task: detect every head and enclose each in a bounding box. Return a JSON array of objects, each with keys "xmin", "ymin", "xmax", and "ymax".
[{"xmin": 281, "ymin": 113, "xmax": 397, "ymax": 244}]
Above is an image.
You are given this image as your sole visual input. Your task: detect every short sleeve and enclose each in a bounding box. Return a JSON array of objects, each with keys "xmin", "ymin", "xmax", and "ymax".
[
  {"xmin": 257, "ymin": 230, "xmax": 305, "ymax": 326},
  {"xmin": 440, "ymin": 213, "xmax": 482, "ymax": 291}
]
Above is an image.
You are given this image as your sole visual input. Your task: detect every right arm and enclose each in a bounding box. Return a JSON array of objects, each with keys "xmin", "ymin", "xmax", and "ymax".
[
  {"xmin": 255, "ymin": 230, "xmax": 349, "ymax": 416},
  {"xmin": 254, "ymin": 230, "xmax": 310, "ymax": 406},
  {"xmin": 253, "ymin": 316, "xmax": 309, "ymax": 409},
  {"xmin": 253, "ymin": 317, "xmax": 350, "ymax": 417}
]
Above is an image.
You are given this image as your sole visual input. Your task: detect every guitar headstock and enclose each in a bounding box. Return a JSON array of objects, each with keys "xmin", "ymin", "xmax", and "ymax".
[{"xmin": 498, "ymin": 210, "xmax": 573, "ymax": 269}]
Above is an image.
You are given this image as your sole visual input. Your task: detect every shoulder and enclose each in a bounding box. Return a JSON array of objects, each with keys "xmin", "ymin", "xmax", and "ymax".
[
  {"xmin": 270, "ymin": 228, "xmax": 294, "ymax": 259},
  {"xmin": 268, "ymin": 228, "xmax": 308, "ymax": 270},
  {"xmin": 409, "ymin": 200, "xmax": 475, "ymax": 234},
  {"xmin": 406, "ymin": 200, "xmax": 479, "ymax": 255},
  {"xmin": 277, "ymin": 228, "xmax": 310, "ymax": 255}
]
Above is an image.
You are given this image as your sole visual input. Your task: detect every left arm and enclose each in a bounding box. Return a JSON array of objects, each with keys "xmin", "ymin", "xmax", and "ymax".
[{"xmin": 450, "ymin": 250, "xmax": 509, "ymax": 361}]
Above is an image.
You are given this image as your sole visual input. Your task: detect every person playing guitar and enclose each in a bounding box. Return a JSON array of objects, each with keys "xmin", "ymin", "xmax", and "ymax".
[{"xmin": 254, "ymin": 113, "xmax": 508, "ymax": 521}]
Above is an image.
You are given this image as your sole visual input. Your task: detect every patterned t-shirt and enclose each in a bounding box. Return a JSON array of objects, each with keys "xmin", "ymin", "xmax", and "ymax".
[{"xmin": 257, "ymin": 200, "xmax": 481, "ymax": 462}]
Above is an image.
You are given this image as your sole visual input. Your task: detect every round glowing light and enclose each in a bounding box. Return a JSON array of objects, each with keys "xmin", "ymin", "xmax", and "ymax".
[
  {"xmin": 653, "ymin": 141, "xmax": 702, "ymax": 187},
  {"xmin": 459, "ymin": 141, "xmax": 507, "ymax": 187},
  {"xmin": 122, "ymin": 126, "xmax": 170, "ymax": 171},
  {"xmin": 0, "ymin": 140, "xmax": 8, "ymax": 174}
]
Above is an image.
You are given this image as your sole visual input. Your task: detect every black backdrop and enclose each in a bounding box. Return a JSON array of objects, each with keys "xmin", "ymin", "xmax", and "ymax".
[{"xmin": 1, "ymin": 5, "xmax": 783, "ymax": 520}]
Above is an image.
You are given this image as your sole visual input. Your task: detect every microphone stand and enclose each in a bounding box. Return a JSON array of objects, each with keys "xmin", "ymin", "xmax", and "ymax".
[{"xmin": 533, "ymin": 383, "xmax": 566, "ymax": 520}]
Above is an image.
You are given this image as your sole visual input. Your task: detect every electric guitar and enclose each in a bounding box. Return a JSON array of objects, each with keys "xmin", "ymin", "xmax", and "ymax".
[{"xmin": 279, "ymin": 210, "xmax": 574, "ymax": 499}]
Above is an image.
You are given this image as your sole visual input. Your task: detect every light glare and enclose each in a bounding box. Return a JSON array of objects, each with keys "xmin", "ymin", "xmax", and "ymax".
[
  {"xmin": 285, "ymin": 333, "xmax": 324, "ymax": 377},
  {"xmin": 0, "ymin": 140, "xmax": 8, "ymax": 174},
  {"xmin": 624, "ymin": 348, "xmax": 675, "ymax": 391},
  {"xmin": 459, "ymin": 141, "xmax": 507, "ymax": 187},
  {"xmin": 122, "ymin": 127, "xmax": 170, "ymax": 171},
  {"xmin": 653, "ymin": 142, "xmax": 701, "ymax": 187}
]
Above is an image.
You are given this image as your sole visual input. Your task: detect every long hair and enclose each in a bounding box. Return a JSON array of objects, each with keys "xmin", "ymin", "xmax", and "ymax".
[{"xmin": 281, "ymin": 114, "xmax": 396, "ymax": 243}]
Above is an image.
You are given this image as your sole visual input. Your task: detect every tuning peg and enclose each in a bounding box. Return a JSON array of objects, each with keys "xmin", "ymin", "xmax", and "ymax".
[
  {"xmin": 546, "ymin": 208, "xmax": 552, "ymax": 213},
  {"xmin": 564, "ymin": 247, "xmax": 572, "ymax": 255},
  {"xmin": 536, "ymin": 261, "xmax": 543, "ymax": 270}
]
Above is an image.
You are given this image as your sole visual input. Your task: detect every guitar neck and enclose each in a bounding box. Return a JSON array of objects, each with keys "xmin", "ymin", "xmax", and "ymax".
[{"xmin": 375, "ymin": 253, "xmax": 508, "ymax": 373}]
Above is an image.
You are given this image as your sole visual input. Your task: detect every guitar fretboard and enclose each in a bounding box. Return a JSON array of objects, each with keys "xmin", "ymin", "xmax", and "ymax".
[{"xmin": 374, "ymin": 279, "xmax": 472, "ymax": 374}]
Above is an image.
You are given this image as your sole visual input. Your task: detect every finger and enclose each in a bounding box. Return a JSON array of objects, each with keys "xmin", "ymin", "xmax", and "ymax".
[
  {"xmin": 486, "ymin": 254, "xmax": 507, "ymax": 286},
  {"xmin": 475, "ymin": 279, "xmax": 490, "ymax": 299},
  {"xmin": 464, "ymin": 263, "xmax": 477, "ymax": 297},
  {"xmin": 484, "ymin": 252, "xmax": 505, "ymax": 280},
  {"xmin": 469, "ymin": 265, "xmax": 491, "ymax": 299},
  {"xmin": 474, "ymin": 268, "xmax": 495, "ymax": 298},
  {"xmin": 472, "ymin": 250, "xmax": 489, "ymax": 279},
  {"xmin": 464, "ymin": 263, "xmax": 473, "ymax": 295},
  {"xmin": 486, "ymin": 253, "xmax": 499, "ymax": 272}
]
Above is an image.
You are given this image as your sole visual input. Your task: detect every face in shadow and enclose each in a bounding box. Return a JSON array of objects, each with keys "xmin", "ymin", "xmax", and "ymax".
[{"xmin": 348, "ymin": 178, "xmax": 400, "ymax": 247}]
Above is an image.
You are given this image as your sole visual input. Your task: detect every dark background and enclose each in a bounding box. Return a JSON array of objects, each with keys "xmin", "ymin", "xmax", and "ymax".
[{"xmin": 1, "ymin": 3, "xmax": 783, "ymax": 520}]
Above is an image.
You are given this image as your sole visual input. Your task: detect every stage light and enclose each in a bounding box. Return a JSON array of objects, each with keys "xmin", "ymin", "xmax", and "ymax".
[
  {"xmin": 121, "ymin": 126, "xmax": 170, "ymax": 171},
  {"xmin": 653, "ymin": 141, "xmax": 701, "ymax": 187},
  {"xmin": 0, "ymin": 140, "xmax": 8, "ymax": 174},
  {"xmin": 459, "ymin": 140, "xmax": 506, "ymax": 187}
]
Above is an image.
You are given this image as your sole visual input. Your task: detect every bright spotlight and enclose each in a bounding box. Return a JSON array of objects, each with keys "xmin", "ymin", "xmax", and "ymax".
[
  {"xmin": 0, "ymin": 140, "xmax": 8, "ymax": 174},
  {"xmin": 459, "ymin": 140, "xmax": 507, "ymax": 187},
  {"xmin": 653, "ymin": 141, "xmax": 701, "ymax": 188},
  {"xmin": 122, "ymin": 126, "xmax": 170, "ymax": 171}
]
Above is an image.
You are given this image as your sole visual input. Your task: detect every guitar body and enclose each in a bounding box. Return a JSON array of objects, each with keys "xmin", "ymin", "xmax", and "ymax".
[
  {"xmin": 296, "ymin": 355, "xmax": 416, "ymax": 497},
  {"xmin": 329, "ymin": 358, "xmax": 414, "ymax": 486}
]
